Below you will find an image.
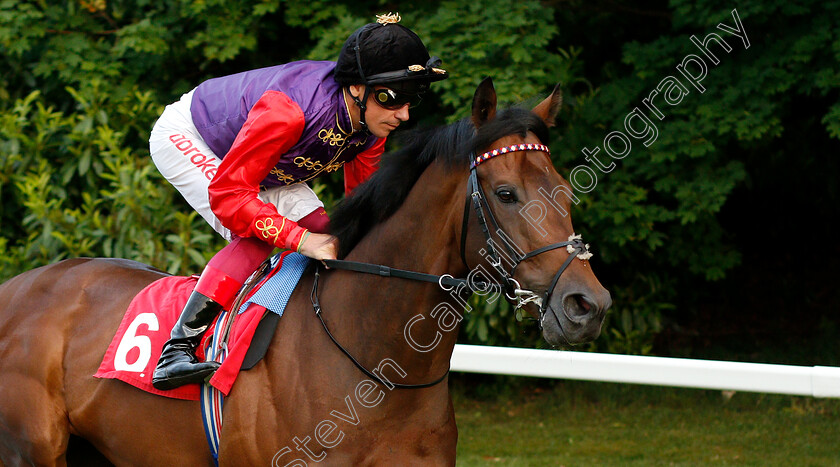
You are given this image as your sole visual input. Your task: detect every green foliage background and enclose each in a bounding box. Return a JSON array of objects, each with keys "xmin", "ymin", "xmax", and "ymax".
[{"xmin": 1, "ymin": 0, "xmax": 838, "ymax": 355}]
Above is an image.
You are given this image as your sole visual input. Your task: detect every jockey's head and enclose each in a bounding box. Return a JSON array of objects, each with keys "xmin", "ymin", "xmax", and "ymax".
[{"xmin": 334, "ymin": 13, "xmax": 448, "ymax": 136}]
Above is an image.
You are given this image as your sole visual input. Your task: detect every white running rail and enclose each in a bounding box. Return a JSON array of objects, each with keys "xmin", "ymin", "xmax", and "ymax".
[{"xmin": 450, "ymin": 344, "xmax": 840, "ymax": 398}]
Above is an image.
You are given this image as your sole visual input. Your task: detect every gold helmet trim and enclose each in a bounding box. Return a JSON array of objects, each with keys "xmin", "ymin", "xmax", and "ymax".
[{"xmin": 376, "ymin": 12, "xmax": 401, "ymax": 24}]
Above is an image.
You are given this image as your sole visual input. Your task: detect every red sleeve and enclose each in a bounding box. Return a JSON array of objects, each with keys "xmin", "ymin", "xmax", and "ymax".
[
  {"xmin": 208, "ymin": 91, "xmax": 308, "ymax": 250},
  {"xmin": 343, "ymin": 137, "xmax": 385, "ymax": 196}
]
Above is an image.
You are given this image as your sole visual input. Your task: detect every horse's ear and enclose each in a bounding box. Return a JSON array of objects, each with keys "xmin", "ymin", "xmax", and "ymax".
[
  {"xmin": 471, "ymin": 77, "xmax": 497, "ymax": 128},
  {"xmin": 532, "ymin": 83, "xmax": 563, "ymax": 128}
]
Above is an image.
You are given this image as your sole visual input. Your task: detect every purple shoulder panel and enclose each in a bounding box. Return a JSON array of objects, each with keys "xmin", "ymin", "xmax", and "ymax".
[{"xmin": 190, "ymin": 60, "xmax": 380, "ymax": 188}]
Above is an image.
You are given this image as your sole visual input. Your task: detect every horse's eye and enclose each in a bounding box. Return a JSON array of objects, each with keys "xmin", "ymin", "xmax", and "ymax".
[{"xmin": 495, "ymin": 188, "xmax": 517, "ymax": 203}]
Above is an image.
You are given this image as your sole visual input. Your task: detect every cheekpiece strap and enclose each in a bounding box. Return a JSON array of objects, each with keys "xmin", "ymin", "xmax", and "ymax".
[{"xmin": 471, "ymin": 143, "xmax": 551, "ymax": 169}]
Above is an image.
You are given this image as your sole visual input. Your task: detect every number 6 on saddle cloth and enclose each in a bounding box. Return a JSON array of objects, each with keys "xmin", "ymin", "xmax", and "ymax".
[{"xmin": 94, "ymin": 251, "xmax": 309, "ymax": 400}]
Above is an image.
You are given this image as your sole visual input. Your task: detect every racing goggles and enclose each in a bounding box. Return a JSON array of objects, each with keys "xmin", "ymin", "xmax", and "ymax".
[{"xmin": 372, "ymin": 87, "xmax": 423, "ymax": 110}]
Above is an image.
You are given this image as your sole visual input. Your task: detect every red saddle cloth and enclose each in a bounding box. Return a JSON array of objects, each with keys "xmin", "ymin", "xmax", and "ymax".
[{"xmin": 94, "ymin": 275, "xmax": 266, "ymax": 400}]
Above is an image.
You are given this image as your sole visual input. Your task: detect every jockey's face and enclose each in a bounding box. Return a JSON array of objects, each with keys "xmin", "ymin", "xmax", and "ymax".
[{"xmin": 348, "ymin": 85, "xmax": 411, "ymax": 138}]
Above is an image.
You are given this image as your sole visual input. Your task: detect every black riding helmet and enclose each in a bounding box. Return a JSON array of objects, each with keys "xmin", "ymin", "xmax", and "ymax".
[{"xmin": 334, "ymin": 13, "xmax": 448, "ymax": 132}]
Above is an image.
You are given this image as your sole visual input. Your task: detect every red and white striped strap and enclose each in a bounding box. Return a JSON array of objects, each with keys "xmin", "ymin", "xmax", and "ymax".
[{"xmin": 471, "ymin": 143, "xmax": 551, "ymax": 168}]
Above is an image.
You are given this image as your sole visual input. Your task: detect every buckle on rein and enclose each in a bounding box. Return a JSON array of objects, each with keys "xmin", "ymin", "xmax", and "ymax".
[
  {"xmin": 507, "ymin": 279, "xmax": 543, "ymax": 310},
  {"xmin": 507, "ymin": 235, "xmax": 594, "ymax": 312}
]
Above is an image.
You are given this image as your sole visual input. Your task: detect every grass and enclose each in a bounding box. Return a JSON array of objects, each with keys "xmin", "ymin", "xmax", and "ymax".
[{"xmin": 452, "ymin": 376, "xmax": 840, "ymax": 466}]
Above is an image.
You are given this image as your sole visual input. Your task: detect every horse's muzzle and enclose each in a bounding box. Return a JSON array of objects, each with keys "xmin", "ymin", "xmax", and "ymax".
[{"xmin": 541, "ymin": 288, "xmax": 611, "ymax": 346}]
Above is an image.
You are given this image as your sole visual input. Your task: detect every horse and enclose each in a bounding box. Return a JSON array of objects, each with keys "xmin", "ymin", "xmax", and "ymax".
[{"xmin": 0, "ymin": 78, "xmax": 611, "ymax": 466}]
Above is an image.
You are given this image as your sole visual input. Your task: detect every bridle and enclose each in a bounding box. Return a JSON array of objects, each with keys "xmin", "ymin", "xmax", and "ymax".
[
  {"xmin": 312, "ymin": 141, "xmax": 593, "ymax": 389},
  {"xmin": 460, "ymin": 143, "xmax": 592, "ymax": 322}
]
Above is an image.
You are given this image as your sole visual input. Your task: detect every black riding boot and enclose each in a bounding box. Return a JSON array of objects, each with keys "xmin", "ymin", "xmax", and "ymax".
[{"xmin": 152, "ymin": 291, "xmax": 223, "ymax": 390}]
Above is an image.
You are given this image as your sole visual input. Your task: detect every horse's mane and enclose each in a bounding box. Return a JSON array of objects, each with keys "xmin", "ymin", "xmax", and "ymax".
[{"xmin": 330, "ymin": 106, "xmax": 549, "ymax": 258}]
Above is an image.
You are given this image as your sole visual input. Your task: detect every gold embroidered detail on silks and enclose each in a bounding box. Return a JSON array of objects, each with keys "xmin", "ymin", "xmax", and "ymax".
[
  {"xmin": 298, "ymin": 111, "xmax": 369, "ymax": 183},
  {"xmin": 341, "ymin": 89, "xmax": 357, "ymax": 134},
  {"xmin": 324, "ymin": 160, "xmax": 346, "ymax": 173},
  {"xmin": 294, "ymin": 156, "xmax": 325, "ymax": 172},
  {"xmin": 318, "ymin": 127, "xmax": 347, "ymax": 147},
  {"xmin": 328, "ymin": 107, "xmax": 367, "ymax": 147},
  {"xmin": 432, "ymin": 67, "xmax": 446, "ymax": 75},
  {"xmin": 255, "ymin": 218, "xmax": 283, "ymax": 243},
  {"xmin": 326, "ymin": 111, "xmax": 366, "ymax": 147},
  {"xmin": 270, "ymin": 167, "xmax": 295, "ymax": 184},
  {"xmin": 376, "ymin": 12, "xmax": 400, "ymax": 24},
  {"xmin": 408, "ymin": 65, "xmax": 424, "ymax": 72}
]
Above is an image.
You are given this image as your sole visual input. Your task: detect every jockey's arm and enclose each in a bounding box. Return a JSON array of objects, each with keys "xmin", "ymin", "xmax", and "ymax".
[
  {"xmin": 343, "ymin": 137, "xmax": 385, "ymax": 195},
  {"xmin": 207, "ymin": 91, "xmax": 310, "ymax": 252}
]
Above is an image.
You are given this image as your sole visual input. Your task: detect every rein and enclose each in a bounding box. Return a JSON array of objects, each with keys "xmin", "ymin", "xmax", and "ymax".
[
  {"xmin": 321, "ymin": 259, "xmax": 477, "ymax": 290},
  {"xmin": 310, "ymin": 142, "xmax": 592, "ymax": 389},
  {"xmin": 310, "ymin": 267, "xmax": 450, "ymax": 389}
]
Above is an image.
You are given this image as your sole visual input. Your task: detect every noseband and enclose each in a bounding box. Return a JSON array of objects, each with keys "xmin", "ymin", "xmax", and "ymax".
[
  {"xmin": 314, "ymin": 141, "xmax": 593, "ymax": 389},
  {"xmin": 459, "ymin": 143, "xmax": 592, "ymax": 324}
]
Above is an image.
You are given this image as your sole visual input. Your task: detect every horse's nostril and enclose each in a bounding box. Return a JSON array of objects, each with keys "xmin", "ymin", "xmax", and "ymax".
[
  {"xmin": 578, "ymin": 295, "xmax": 592, "ymax": 313},
  {"xmin": 563, "ymin": 293, "xmax": 592, "ymax": 319}
]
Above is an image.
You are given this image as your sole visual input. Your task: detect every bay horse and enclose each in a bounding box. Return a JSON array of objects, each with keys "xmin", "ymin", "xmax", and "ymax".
[{"xmin": 0, "ymin": 78, "xmax": 610, "ymax": 466}]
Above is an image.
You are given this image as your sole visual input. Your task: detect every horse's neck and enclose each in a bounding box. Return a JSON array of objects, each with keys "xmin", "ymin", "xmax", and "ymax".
[{"xmin": 322, "ymin": 161, "xmax": 467, "ymax": 381}]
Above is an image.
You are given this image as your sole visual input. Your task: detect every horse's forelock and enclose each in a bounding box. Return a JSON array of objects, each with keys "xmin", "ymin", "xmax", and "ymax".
[
  {"xmin": 471, "ymin": 107, "xmax": 550, "ymax": 154},
  {"xmin": 330, "ymin": 106, "xmax": 549, "ymax": 258}
]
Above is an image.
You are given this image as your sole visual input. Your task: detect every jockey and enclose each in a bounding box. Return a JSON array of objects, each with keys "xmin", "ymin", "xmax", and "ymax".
[{"xmin": 149, "ymin": 13, "xmax": 448, "ymax": 390}]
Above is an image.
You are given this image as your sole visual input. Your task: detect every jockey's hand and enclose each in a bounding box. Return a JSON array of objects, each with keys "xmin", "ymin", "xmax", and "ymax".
[{"xmin": 298, "ymin": 233, "xmax": 338, "ymax": 263}]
